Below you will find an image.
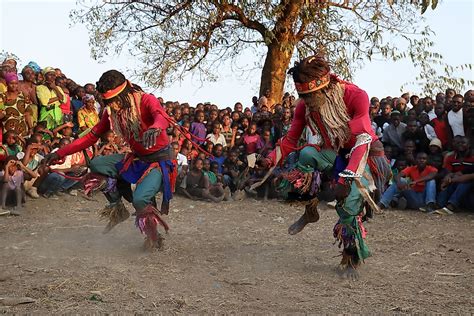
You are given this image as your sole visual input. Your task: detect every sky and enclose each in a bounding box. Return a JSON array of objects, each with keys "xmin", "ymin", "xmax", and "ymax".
[{"xmin": 1, "ymin": 0, "xmax": 473, "ymax": 108}]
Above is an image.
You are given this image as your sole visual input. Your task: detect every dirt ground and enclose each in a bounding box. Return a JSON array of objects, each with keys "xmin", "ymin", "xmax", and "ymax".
[{"xmin": 0, "ymin": 193, "xmax": 473, "ymax": 314}]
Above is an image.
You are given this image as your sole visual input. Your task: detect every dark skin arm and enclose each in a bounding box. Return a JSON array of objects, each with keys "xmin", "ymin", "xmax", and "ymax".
[{"xmin": 46, "ymin": 82, "xmax": 64, "ymax": 105}]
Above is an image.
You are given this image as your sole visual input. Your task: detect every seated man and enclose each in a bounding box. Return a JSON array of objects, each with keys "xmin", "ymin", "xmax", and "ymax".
[
  {"xmin": 436, "ymin": 136, "xmax": 474, "ymax": 213},
  {"xmin": 379, "ymin": 152, "xmax": 437, "ymax": 212}
]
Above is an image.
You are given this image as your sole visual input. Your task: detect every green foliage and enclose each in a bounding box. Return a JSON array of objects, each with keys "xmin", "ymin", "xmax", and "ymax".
[{"xmin": 71, "ymin": 0, "xmax": 471, "ymax": 96}]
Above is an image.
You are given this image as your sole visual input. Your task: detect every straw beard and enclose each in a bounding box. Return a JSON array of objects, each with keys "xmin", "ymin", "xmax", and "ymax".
[
  {"xmin": 107, "ymin": 92, "xmax": 142, "ymax": 141},
  {"xmin": 302, "ymin": 82, "xmax": 351, "ymax": 150}
]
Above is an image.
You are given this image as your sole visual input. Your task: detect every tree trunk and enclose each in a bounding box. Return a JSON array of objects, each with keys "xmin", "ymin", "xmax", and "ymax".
[{"xmin": 259, "ymin": 42, "xmax": 294, "ymax": 108}]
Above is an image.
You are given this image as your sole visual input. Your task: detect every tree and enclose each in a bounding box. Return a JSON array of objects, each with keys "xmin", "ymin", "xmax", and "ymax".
[{"xmin": 72, "ymin": 0, "xmax": 470, "ymax": 103}]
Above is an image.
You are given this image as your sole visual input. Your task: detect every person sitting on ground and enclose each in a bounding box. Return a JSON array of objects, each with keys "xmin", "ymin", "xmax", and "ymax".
[
  {"xmin": 379, "ymin": 152, "xmax": 437, "ymax": 212},
  {"xmin": 435, "ymin": 136, "xmax": 474, "ymax": 213},
  {"xmin": 1, "ymin": 131, "xmax": 22, "ymax": 157},
  {"xmin": 223, "ymin": 149, "xmax": 247, "ymax": 192},
  {"xmin": 37, "ymin": 138, "xmax": 83, "ymax": 198},
  {"xmin": 203, "ymin": 158, "xmax": 230, "ymax": 200},
  {"xmin": 0, "ymin": 156, "xmax": 37, "ymax": 215},
  {"xmin": 184, "ymin": 158, "xmax": 224, "ymax": 202},
  {"xmin": 97, "ymin": 130, "xmax": 120, "ymax": 156},
  {"xmin": 171, "ymin": 141, "xmax": 188, "ymax": 189},
  {"xmin": 21, "ymin": 138, "xmax": 45, "ymax": 199},
  {"xmin": 427, "ymin": 138, "xmax": 444, "ymax": 170}
]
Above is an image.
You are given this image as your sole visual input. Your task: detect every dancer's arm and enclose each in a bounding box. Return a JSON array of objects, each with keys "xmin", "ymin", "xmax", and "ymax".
[
  {"xmin": 338, "ymin": 89, "xmax": 374, "ymax": 182},
  {"xmin": 143, "ymin": 94, "xmax": 169, "ymax": 131},
  {"xmin": 55, "ymin": 112, "xmax": 110, "ymax": 159},
  {"xmin": 266, "ymin": 100, "xmax": 306, "ymax": 166}
]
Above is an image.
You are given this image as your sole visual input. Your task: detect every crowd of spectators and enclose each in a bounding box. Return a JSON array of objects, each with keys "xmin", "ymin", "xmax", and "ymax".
[{"xmin": 0, "ymin": 55, "xmax": 472, "ymax": 216}]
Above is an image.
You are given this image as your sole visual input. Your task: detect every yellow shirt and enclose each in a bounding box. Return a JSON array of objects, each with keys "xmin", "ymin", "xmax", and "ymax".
[
  {"xmin": 0, "ymin": 82, "xmax": 6, "ymax": 94},
  {"xmin": 77, "ymin": 107, "xmax": 99, "ymax": 129},
  {"xmin": 36, "ymin": 85, "xmax": 65, "ymax": 108}
]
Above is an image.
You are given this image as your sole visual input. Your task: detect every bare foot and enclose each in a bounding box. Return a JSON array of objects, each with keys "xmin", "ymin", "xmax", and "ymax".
[
  {"xmin": 336, "ymin": 265, "xmax": 360, "ymax": 280},
  {"xmin": 143, "ymin": 235, "xmax": 164, "ymax": 252},
  {"xmin": 288, "ymin": 215, "xmax": 309, "ymax": 235}
]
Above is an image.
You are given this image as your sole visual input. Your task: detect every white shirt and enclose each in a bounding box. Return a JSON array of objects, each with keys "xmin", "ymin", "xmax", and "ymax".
[
  {"xmin": 423, "ymin": 124, "xmax": 437, "ymax": 141},
  {"xmin": 426, "ymin": 109, "xmax": 436, "ymax": 121},
  {"xmin": 206, "ymin": 133, "xmax": 227, "ymax": 147},
  {"xmin": 176, "ymin": 153, "xmax": 188, "ymax": 167},
  {"xmin": 448, "ymin": 109, "xmax": 465, "ymax": 137}
]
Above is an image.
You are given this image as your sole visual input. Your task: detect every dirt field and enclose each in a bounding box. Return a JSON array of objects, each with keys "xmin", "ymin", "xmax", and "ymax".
[{"xmin": 1, "ymin": 194, "xmax": 473, "ymax": 314}]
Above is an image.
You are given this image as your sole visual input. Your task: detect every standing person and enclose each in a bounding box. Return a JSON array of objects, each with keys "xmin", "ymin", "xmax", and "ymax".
[
  {"xmin": 18, "ymin": 65, "xmax": 38, "ymax": 125},
  {"xmin": 44, "ymin": 70, "xmax": 175, "ymax": 250},
  {"xmin": 190, "ymin": 110, "xmax": 207, "ymax": 145},
  {"xmin": 373, "ymin": 101, "xmax": 392, "ymax": 133},
  {"xmin": 258, "ymin": 56, "xmax": 391, "ymax": 278},
  {"xmin": 206, "ymin": 122, "xmax": 227, "ymax": 147},
  {"xmin": 382, "ymin": 111, "xmax": 406, "ymax": 151},
  {"xmin": 36, "ymin": 67, "xmax": 65, "ymax": 130},
  {"xmin": 447, "ymin": 94, "xmax": 465, "ymax": 137},
  {"xmin": 0, "ymin": 73, "xmax": 33, "ymax": 136},
  {"xmin": 431, "ymin": 103, "xmax": 449, "ymax": 149},
  {"xmin": 258, "ymin": 89, "xmax": 275, "ymax": 112}
]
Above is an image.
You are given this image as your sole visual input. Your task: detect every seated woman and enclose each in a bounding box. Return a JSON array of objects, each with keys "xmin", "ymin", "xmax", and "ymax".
[
  {"xmin": 184, "ymin": 158, "xmax": 224, "ymax": 202},
  {"xmin": 77, "ymin": 94, "xmax": 100, "ymax": 133}
]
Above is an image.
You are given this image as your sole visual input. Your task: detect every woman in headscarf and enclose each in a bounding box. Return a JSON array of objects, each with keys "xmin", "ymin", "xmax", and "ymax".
[
  {"xmin": 0, "ymin": 72, "xmax": 33, "ymax": 137},
  {"xmin": 35, "ymin": 67, "xmax": 65, "ymax": 129},
  {"xmin": 77, "ymin": 94, "xmax": 99, "ymax": 132}
]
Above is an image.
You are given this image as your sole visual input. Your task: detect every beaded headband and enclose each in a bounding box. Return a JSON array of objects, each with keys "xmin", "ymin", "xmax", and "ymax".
[{"xmin": 294, "ymin": 73, "xmax": 330, "ymax": 94}]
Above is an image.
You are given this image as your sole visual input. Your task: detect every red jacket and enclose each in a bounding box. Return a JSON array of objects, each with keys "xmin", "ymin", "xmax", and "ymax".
[
  {"xmin": 268, "ymin": 83, "xmax": 377, "ymax": 178},
  {"xmin": 57, "ymin": 93, "xmax": 170, "ymax": 158}
]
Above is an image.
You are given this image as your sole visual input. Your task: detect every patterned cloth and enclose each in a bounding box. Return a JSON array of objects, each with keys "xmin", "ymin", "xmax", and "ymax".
[{"xmin": 0, "ymin": 91, "xmax": 32, "ymax": 136}]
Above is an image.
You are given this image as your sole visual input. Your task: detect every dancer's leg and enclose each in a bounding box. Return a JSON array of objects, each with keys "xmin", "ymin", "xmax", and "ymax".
[{"xmin": 288, "ymin": 147, "xmax": 336, "ymax": 235}]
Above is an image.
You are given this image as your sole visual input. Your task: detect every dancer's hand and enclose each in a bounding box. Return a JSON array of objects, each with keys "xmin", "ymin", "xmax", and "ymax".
[
  {"xmin": 335, "ymin": 182, "xmax": 350, "ymax": 201},
  {"xmin": 256, "ymin": 156, "xmax": 272, "ymax": 169},
  {"xmin": 43, "ymin": 152, "xmax": 60, "ymax": 166},
  {"xmin": 142, "ymin": 128, "xmax": 161, "ymax": 149}
]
